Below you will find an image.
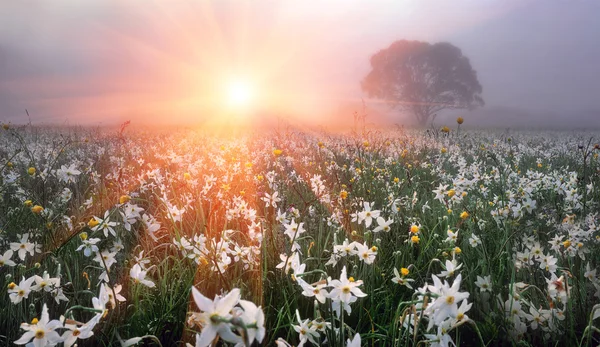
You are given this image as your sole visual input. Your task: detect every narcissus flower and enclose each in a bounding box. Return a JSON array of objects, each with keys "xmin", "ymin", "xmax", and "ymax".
[
  {"xmin": 14, "ymin": 304, "xmax": 62, "ymax": 346},
  {"xmin": 129, "ymin": 263, "xmax": 155, "ymax": 288},
  {"xmin": 191, "ymin": 287, "xmax": 241, "ymax": 346}
]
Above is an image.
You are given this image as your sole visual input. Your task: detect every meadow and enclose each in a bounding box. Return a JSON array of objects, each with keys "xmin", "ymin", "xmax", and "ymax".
[{"xmin": 0, "ymin": 121, "xmax": 599, "ymax": 346}]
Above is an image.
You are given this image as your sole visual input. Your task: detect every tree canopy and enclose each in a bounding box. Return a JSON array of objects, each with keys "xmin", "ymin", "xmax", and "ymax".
[{"xmin": 361, "ymin": 40, "xmax": 484, "ymax": 126}]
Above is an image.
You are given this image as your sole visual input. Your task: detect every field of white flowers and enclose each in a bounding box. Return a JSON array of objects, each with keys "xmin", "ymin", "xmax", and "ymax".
[{"xmin": 0, "ymin": 121, "xmax": 599, "ymax": 347}]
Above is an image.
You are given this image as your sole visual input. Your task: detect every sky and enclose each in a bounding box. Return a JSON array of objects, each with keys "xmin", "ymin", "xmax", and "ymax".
[{"xmin": 1, "ymin": 0, "xmax": 599, "ymax": 127}]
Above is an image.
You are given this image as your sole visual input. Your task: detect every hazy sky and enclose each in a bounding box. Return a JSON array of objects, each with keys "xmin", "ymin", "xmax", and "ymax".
[{"xmin": 1, "ymin": 1, "xmax": 599, "ymax": 126}]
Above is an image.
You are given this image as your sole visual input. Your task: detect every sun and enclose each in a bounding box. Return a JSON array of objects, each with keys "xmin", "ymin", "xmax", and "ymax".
[{"xmin": 226, "ymin": 79, "xmax": 255, "ymax": 108}]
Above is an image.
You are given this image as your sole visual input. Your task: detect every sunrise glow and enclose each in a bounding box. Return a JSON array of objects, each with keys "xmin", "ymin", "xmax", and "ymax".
[{"xmin": 226, "ymin": 79, "xmax": 255, "ymax": 109}]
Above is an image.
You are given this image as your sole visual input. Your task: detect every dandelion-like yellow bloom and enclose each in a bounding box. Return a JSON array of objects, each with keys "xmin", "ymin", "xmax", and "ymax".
[
  {"xmin": 31, "ymin": 205, "xmax": 44, "ymax": 214},
  {"xmin": 457, "ymin": 117, "xmax": 464, "ymax": 125},
  {"xmin": 119, "ymin": 195, "xmax": 131, "ymax": 204},
  {"xmin": 441, "ymin": 147, "xmax": 447, "ymax": 154},
  {"xmin": 340, "ymin": 190, "xmax": 348, "ymax": 199},
  {"xmin": 441, "ymin": 126, "xmax": 450, "ymax": 133},
  {"xmin": 410, "ymin": 225, "xmax": 420, "ymax": 234},
  {"xmin": 447, "ymin": 189, "xmax": 456, "ymax": 198},
  {"xmin": 6, "ymin": 161, "xmax": 13, "ymax": 168},
  {"xmin": 411, "ymin": 235, "xmax": 420, "ymax": 244},
  {"xmin": 24, "ymin": 200, "xmax": 33, "ymax": 207},
  {"xmin": 183, "ymin": 172, "xmax": 192, "ymax": 180},
  {"xmin": 562, "ymin": 240, "xmax": 571, "ymax": 248},
  {"xmin": 460, "ymin": 211, "xmax": 469, "ymax": 219},
  {"xmin": 454, "ymin": 247, "xmax": 462, "ymax": 254},
  {"xmin": 400, "ymin": 267, "xmax": 410, "ymax": 276},
  {"xmin": 393, "ymin": 177, "xmax": 399, "ymax": 183},
  {"xmin": 88, "ymin": 218, "xmax": 99, "ymax": 228},
  {"xmin": 273, "ymin": 149, "xmax": 283, "ymax": 157},
  {"xmin": 28, "ymin": 167, "xmax": 36, "ymax": 175}
]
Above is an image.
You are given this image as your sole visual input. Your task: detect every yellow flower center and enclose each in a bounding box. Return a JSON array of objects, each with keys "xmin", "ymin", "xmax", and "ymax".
[
  {"xmin": 445, "ymin": 296, "xmax": 455, "ymax": 304},
  {"xmin": 35, "ymin": 330, "xmax": 45, "ymax": 339}
]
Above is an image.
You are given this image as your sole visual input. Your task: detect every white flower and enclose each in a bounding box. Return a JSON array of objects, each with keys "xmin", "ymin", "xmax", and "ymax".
[
  {"xmin": 14, "ymin": 304, "xmax": 63, "ymax": 347},
  {"xmin": 523, "ymin": 306, "xmax": 546, "ymax": 330},
  {"xmin": 10, "ymin": 233, "xmax": 36, "ymax": 261},
  {"xmin": 262, "ymin": 191, "xmax": 281, "ymax": 208},
  {"xmin": 130, "ymin": 263, "xmax": 155, "ymax": 288},
  {"xmin": 329, "ymin": 266, "xmax": 367, "ymax": 305},
  {"xmin": 292, "ymin": 310, "xmax": 319, "ymax": 347},
  {"xmin": 475, "ymin": 275, "xmax": 491, "ymax": 292},
  {"xmin": 0, "ymin": 249, "xmax": 16, "ymax": 267},
  {"xmin": 191, "ymin": 287, "xmax": 242, "ymax": 347},
  {"xmin": 297, "ymin": 278, "xmax": 329, "ymax": 304},
  {"xmin": 391, "ymin": 268, "xmax": 414, "ymax": 289},
  {"xmin": 425, "ymin": 274, "xmax": 470, "ymax": 326},
  {"xmin": 31, "ymin": 271, "xmax": 60, "ymax": 292},
  {"xmin": 61, "ymin": 316, "xmax": 97, "ymax": 347},
  {"xmin": 94, "ymin": 249, "xmax": 118, "ymax": 270},
  {"xmin": 584, "ymin": 262, "xmax": 597, "ymax": 282},
  {"xmin": 235, "ymin": 299, "xmax": 265, "ymax": 345},
  {"xmin": 357, "ymin": 202, "xmax": 380, "ymax": 228},
  {"xmin": 468, "ymin": 234, "xmax": 481, "ymax": 247},
  {"xmin": 346, "ymin": 333, "xmax": 361, "ymax": 347},
  {"xmin": 438, "ymin": 259, "xmax": 462, "ymax": 278},
  {"xmin": 76, "ymin": 237, "xmax": 101, "ymax": 257},
  {"xmin": 9, "ymin": 276, "xmax": 36, "ymax": 304},
  {"xmin": 355, "ymin": 242, "xmax": 377, "ymax": 264},
  {"xmin": 333, "ymin": 239, "xmax": 358, "ymax": 257},
  {"xmin": 445, "ymin": 229, "xmax": 459, "ymax": 243},
  {"xmin": 373, "ymin": 217, "xmax": 393, "ymax": 233}
]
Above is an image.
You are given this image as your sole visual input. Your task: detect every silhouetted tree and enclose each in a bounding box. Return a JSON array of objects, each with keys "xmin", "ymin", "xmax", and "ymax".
[{"xmin": 362, "ymin": 40, "xmax": 484, "ymax": 126}]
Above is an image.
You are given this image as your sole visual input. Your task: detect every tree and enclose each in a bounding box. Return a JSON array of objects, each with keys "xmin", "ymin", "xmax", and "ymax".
[{"xmin": 361, "ymin": 40, "xmax": 484, "ymax": 126}]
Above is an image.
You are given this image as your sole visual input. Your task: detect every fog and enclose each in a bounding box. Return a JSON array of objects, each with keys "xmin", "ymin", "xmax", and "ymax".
[{"xmin": 1, "ymin": 1, "xmax": 599, "ymax": 128}]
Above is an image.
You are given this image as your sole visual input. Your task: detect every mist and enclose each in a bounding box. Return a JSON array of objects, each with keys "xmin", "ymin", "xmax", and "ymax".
[{"xmin": 1, "ymin": 1, "xmax": 599, "ymax": 128}]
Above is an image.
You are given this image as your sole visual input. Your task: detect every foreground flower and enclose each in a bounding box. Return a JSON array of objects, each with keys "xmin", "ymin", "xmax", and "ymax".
[
  {"xmin": 61, "ymin": 315, "xmax": 99, "ymax": 347},
  {"xmin": 329, "ymin": 266, "xmax": 367, "ymax": 305},
  {"xmin": 14, "ymin": 304, "xmax": 62, "ymax": 347},
  {"xmin": 191, "ymin": 287, "xmax": 242, "ymax": 347},
  {"xmin": 237, "ymin": 299, "xmax": 266, "ymax": 345},
  {"xmin": 425, "ymin": 274, "xmax": 470, "ymax": 326}
]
